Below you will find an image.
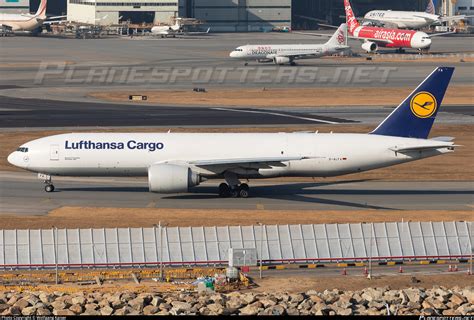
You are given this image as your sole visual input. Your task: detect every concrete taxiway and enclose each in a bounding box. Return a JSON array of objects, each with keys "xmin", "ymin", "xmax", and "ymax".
[
  {"xmin": 1, "ymin": 172, "xmax": 472, "ymax": 215},
  {"xmin": 0, "ymin": 96, "xmax": 472, "ymax": 129},
  {"xmin": 0, "ymin": 33, "xmax": 473, "ymax": 103},
  {"xmin": 0, "ymin": 96, "xmax": 354, "ymax": 128}
]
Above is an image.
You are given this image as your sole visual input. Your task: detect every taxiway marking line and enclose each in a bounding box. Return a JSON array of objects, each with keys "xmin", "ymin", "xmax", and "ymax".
[
  {"xmin": 212, "ymin": 107, "xmax": 340, "ymax": 124},
  {"xmin": 147, "ymin": 201, "xmax": 157, "ymax": 208}
]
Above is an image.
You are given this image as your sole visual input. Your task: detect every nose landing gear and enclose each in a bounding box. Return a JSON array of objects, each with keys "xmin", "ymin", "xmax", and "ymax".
[
  {"xmin": 44, "ymin": 184, "xmax": 55, "ymax": 192},
  {"xmin": 39, "ymin": 173, "xmax": 55, "ymax": 192}
]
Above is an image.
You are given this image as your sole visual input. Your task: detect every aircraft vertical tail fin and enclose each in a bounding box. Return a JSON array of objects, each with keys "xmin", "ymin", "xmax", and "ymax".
[
  {"xmin": 370, "ymin": 67, "xmax": 454, "ymax": 139},
  {"xmin": 426, "ymin": 0, "xmax": 436, "ymax": 14},
  {"xmin": 35, "ymin": 0, "xmax": 47, "ymax": 19},
  {"xmin": 327, "ymin": 23, "xmax": 348, "ymax": 46},
  {"xmin": 344, "ymin": 0, "xmax": 360, "ymax": 35}
]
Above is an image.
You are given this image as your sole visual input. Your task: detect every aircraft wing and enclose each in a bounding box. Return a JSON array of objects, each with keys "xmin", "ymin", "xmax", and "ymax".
[
  {"xmin": 428, "ymin": 31, "xmax": 456, "ymax": 37},
  {"xmin": 189, "ymin": 156, "xmax": 308, "ymax": 169},
  {"xmin": 291, "ymin": 31, "xmax": 339, "ymax": 38},
  {"xmin": 441, "ymin": 15, "xmax": 472, "ymax": 22},
  {"xmin": 360, "ymin": 18, "xmax": 394, "ymax": 28},
  {"xmin": 360, "ymin": 37, "xmax": 393, "ymax": 44},
  {"xmin": 183, "ymin": 27, "xmax": 211, "ymax": 35},
  {"xmin": 48, "ymin": 15, "xmax": 67, "ymax": 20},
  {"xmin": 282, "ymin": 46, "xmax": 351, "ymax": 58},
  {"xmin": 0, "ymin": 23, "xmax": 13, "ymax": 30},
  {"xmin": 291, "ymin": 31, "xmax": 392, "ymax": 44},
  {"xmin": 43, "ymin": 20, "xmax": 68, "ymax": 25}
]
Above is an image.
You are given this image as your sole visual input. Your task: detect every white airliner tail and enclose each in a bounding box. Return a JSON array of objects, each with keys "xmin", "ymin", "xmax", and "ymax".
[
  {"xmin": 326, "ymin": 23, "xmax": 348, "ymax": 46},
  {"xmin": 34, "ymin": 0, "xmax": 47, "ymax": 20},
  {"xmin": 425, "ymin": 0, "xmax": 436, "ymax": 14}
]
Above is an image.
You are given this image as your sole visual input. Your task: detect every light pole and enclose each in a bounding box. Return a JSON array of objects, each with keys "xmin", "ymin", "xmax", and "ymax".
[
  {"xmin": 153, "ymin": 222, "xmax": 163, "ymax": 281},
  {"xmin": 470, "ymin": 221, "xmax": 473, "ymax": 276},
  {"xmin": 257, "ymin": 222, "xmax": 264, "ymax": 279},
  {"xmin": 368, "ymin": 223, "xmax": 373, "ymax": 280},
  {"xmin": 154, "ymin": 222, "xmax": 168, "ymax": 281},
  {"xmin": 52, "ymin": 226, "xmax": 58, "ymax": 285}
]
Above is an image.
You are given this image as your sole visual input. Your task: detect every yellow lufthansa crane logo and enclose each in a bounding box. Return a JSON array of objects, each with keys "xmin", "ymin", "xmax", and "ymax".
[{"xmin": 410, "ymin": 92, "xmax": 437, "ymax": 118}]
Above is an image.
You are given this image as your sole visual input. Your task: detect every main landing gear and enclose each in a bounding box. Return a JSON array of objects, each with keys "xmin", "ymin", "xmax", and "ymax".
[
  {"xmin": 218, "ymin": 183, "xmax": 250, "ymax": 198},
  {"xmin": 218, "ymin": 172, "xmax": 250, "ymax": 198}
]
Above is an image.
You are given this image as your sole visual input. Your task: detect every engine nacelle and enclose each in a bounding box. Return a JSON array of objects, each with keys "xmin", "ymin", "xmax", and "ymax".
[
  {"xmin": 148, "ymin": 164, "xmax": 201, "ymax": 193},
  {"xmin": 273, "ymin": 56, "xmax": 291, "ymax": 65},
  {"xmin": 361, "ymin": 41, "xmax": 378, "ymax": 53}
]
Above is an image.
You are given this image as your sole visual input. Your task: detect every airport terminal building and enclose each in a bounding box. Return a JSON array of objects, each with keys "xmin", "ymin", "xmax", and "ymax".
[
  {"xmin": 67, "ymin": 0, "xmax": 179, "ymax": 25},
  {"xmin": 179, "ymin": 0, "xmax": 291, "ymax": 32},
  {"xmin": 22, "ymin": 0, "xmax": 472, "ymax": 29}
]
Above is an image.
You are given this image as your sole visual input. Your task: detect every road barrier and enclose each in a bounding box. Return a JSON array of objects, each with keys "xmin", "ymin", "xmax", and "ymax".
[{"xmin": 0, "ymin": 221, "xmax": 471, "ymax": 270}]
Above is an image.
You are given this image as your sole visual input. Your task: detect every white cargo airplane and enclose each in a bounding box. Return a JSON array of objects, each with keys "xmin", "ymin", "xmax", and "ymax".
[
  {"xmin": 8, "ymin": 67, "xmax": 456, "ymax": 198},
  {"xmin": 0, "ymin": 0, "xmax": 47, "ymax": 32},
  {"xmin": 229, "ymin": 23, "xmax": 349, "ymax": 65},
  {"xmin": 363, "ymin": 0, "xmax": 470, "ymax": 29}
]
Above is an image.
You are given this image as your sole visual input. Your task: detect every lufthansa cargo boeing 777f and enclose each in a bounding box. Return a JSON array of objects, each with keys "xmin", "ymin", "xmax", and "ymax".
[{"xmin": 8, "ymin": 67, "xmax": 456, "ymax": 198}]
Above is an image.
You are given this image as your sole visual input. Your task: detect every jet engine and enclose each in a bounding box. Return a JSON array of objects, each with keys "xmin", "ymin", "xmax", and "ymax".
[
  {"xmin": 148, "ymin": 164, "xmax": 202, "ymax": 193},
  {"xmin": 273, "ymin": 56, "xmax": 291, "ymax": 65},
  {"xmin": 361, "ymin": 41, "xmax": 378, "ymax": 53}
]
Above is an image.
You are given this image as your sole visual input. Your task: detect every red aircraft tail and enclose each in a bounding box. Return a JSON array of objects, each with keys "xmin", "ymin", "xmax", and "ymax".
[{"xmin": 344, "ymin": 0, "xmax": 360, "ymax": 35}]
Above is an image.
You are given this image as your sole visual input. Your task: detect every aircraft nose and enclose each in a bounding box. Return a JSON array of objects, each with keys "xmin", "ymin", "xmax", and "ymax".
[
  {"xmin": 229, "ymin": 51, "xmax": 237, "ymax": 58},
  {"xmin": 7, "ymin": 152, "xmax": 18, "ymax": 167},
  {"xmin": 7, "ymin": 151, "xmax": 28, "ymax": 168}
]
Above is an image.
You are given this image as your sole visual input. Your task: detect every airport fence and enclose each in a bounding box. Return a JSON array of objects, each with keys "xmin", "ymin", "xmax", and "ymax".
[{"xmin": 0, "ymin": 221, "xmax": 472, "ymax": 270}]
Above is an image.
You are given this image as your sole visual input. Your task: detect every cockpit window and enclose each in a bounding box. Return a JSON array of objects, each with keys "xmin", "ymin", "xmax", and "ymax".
[
  {"xmin": 16, "ymin": 147, "xmax": 28, "ymax": 152},
  {"xmin": 234, "ymin": 48, "xmax": 243, "ymax": 52}
]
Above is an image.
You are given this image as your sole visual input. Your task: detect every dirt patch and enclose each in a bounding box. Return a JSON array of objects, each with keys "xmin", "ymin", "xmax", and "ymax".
[
  {"xmin": 0, "ymin": 208, "xmax": 471, "ymax": 229},
  {"xmin": 2, "ymin": 124, "xmax": 473, "ymax": 181},
  {"xmin": 89, "ymin": 85, "xmax": 474, "ymax": 107},
  {"xmin": 251, "ymin": 274, "xmax": 473, "ymax": 293},
  {"xmin": 0, "ymin": 274, "xmax": 471, "ymax": 295}
]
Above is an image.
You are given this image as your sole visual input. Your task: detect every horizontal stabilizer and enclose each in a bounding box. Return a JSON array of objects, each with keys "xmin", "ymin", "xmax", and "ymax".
[
  {"xmin": 431, "ymin": 136, "xmax": 455, "ymax": 142},
  {"xmin": 389, "ymin": 144, "xmax": 457, "ymax": 153}
]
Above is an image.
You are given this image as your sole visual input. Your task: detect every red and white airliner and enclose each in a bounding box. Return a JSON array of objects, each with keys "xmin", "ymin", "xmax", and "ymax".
[
  {"xmin": 0, "ymin": 0, "xmax": 47, "ymax": 32},
  {"xmin": 344, "ymin": 0, "xmax": 447, "ymax": 53}
]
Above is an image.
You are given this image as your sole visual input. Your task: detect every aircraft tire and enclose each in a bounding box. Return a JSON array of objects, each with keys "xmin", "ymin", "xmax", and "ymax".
[
  {"xmin": 239, "ymin": 188, "xmax": 249, "ymax": 198},
  {"xmin": 230, "ymin": 189, "xmax": 240, "ymax": 198},
  {"xmin": 45, "ymin": 184, "xmax": 55, "ymax": 192},
  {"xmin": 218, "ymin": 183, "xmax": 230, "ymax": 197}
]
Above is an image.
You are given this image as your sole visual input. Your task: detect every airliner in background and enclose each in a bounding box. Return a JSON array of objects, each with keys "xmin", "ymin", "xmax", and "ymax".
[
  {"xmin": 344, "ymin": 0, "xmax": 451, "ymax": 53},
  {"xmin": 8, "ymin": 67, "xmax": 456, "ymax": 198},
  {"xmin": 363, "ymin": 0, "xmax": 470, "ymax": 30},
  {"xmin": 0, "ymin": 0, "xmax": 47, "ymax": 32},
  {"xmin": 230, "ymin": 23, "xmax": 349, "ymax": 65}
]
